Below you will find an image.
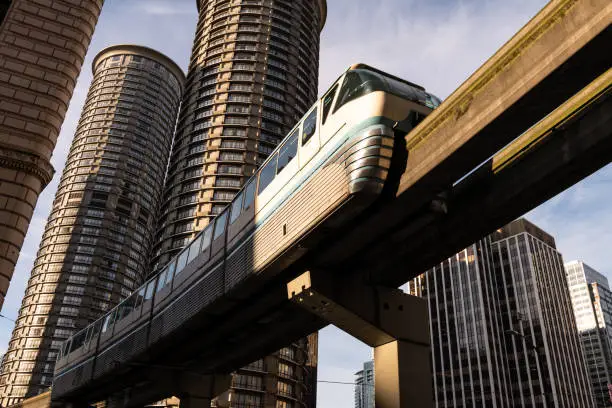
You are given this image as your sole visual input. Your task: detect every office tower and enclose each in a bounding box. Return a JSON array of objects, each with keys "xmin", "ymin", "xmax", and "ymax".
[
  {"xmin": 0, "ymin": 0, "xmax": 105, "ymax": 310},
  {"xmin": 0, "ymin": 45, "xmax": 184, "ymax": 405},
  {"xmin": 565, "ymin": 260, "xmax": 612, "ymax": 407},
  {"xmin": 354, "ymin": 360, "xmax": 374, "ymax": 408},
  {"xmin": 151, "ymin": 1, "xmax": 326, "ymax": 407},
  {"xmin": 408, "ymin": 218, "xmax": 594, "ymax": 407}
]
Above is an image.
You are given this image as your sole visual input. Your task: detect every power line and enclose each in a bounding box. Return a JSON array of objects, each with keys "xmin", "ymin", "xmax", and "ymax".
[
  {"xmin": 0, "ymin": 314, "xmax": 15, "ymax": 323},
  {"xmin": 318, "ymin": 380, "xmax": 374, "ymax": 387}
]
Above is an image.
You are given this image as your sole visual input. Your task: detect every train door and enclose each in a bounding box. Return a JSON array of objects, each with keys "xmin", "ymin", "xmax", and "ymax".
[
  {"xmin": 299, "ymin": 102, "xmax": 320, "ymax": 168},
  {"xmin": 319, "ymin": 81, "xmax": 343, "ymax": 145}
]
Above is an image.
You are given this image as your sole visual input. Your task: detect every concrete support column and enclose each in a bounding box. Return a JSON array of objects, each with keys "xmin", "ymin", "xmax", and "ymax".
[
  {"xmin": 288, "ymin": 270, "xmax": 433, "ymax": 408},
  {"xmin": 375, "ymin": 339, "xmax": 432, "ymax": 408}
]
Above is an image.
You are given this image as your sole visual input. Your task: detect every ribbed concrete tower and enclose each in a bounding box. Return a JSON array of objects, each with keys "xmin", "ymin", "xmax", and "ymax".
[
  {"xmin": 153, "ymin": 0, "xmax": 326, "ymax": 266},
  {"xmin": 152, "ymin": 1, "xmax": 326, "ymax": 407},
  {"xmin": 0, "ymin": 45, "xmax": 184, "ymax": 405},
  {"xmin": 0, "ymin": 0, "xmax": 105, "ymax": 310}
]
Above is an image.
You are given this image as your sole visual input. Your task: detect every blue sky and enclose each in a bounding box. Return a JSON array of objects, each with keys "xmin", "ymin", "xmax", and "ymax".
[{"xmin": 1, "ymin": 1, "xmax": 609, "ymax": 407}]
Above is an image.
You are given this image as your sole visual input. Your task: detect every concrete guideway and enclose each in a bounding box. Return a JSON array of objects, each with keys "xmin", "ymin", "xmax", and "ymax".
[{"xmin": 324, "ymin": 0, "xmax": 612, "ymax": 283}]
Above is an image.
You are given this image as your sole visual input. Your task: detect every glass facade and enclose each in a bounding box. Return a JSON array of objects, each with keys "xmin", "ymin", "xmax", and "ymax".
[
  {"xmin": 0, "ymin": 45, "xmax": 184, "ymax": 405},
  {"xmin": 354, "ymin": 360, "xmax": 374, "ymax": 408},
  {"xmin": 408, "ymin": 218, "xmax": 594, "ymax": 408},
  {"xmin": 565, "ymin": 260, "xmax": 612, "ymax": 407}
]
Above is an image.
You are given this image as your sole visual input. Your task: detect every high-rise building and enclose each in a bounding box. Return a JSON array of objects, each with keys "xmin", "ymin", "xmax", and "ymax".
[
  {"xmin": 0, "ymin": 45, "xmax": 184, "ymax": 405},
  {"xmin": 354, "ymin": 360, "xmax": 374, "ymax": 408},
  {"xmin": 0, "ymin": 0, "xmax": 105, "ymax": 310},
  {"xmin": 153, "ymin": 0, "xmax": 326, "ymax": 266},
  {"xmin": 408, "ymin": 218, "xmax": 594, "ymax": 407},
  {"xmin": 150, "ymin": 1, "xmax": 326, "ymax": 407},
  {"xmin": 565, "ymin": 260, "xmax": 612, "ymax": 407}
]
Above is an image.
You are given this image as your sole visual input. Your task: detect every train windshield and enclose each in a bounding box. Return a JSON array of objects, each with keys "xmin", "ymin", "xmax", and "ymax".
[{"xmin": 334, "ymin": 68, "xmax": 440, "ymax": 112}]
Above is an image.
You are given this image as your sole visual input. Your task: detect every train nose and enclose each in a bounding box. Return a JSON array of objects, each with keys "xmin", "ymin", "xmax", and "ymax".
[{"xmin": 344, "ymin": 125, "xmax": 395, "ymax": 195}]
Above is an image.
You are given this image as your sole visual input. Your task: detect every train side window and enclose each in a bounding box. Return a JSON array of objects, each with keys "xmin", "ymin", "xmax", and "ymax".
[
  {"xmin": 134, "ymin": 287, "xmax": 146, "ymax": 310},
  {"xmin": 321, "ymin": 84, "xmax": 339, "ymax": 124},
  {"xmin": 118, "ymin": 295, "xmax": 135, "ymax": 321},
  {"xmin": 101, "ymin": 310, "xmax": 116, "ymax": 334},
  {"xmin": 70, "ymin": 331, "xmax": 86, "ymax": 352},
  {"xmin": 230, "ymin": 192, "xmax": 244, "ymax": 224},
  {"xmin": 156, "ymin": 269, "xmax": 168, "ymax": 292},
  {"xmin": 258, "ymin": 153, "xmax": 278, "ymax": 195},
  {"xmin": 242, "ymin": 179, "xmax": 256, "ymax": 210},
  {"xmin": 277, "ymin": 129, "xmax": 299, "ymax": 174},
  {"xmin": 84, "ymin": 326, "xmax": 94, "ymax": 344},
  {"xmin": 187, "ymin": 234, "xmax": 203, "ymax": 263},
  {"xmin": 62, "ymin": 340, "xmax": 71, "ymax": 358},
  {"xmin": 302, "ymin": 108, "xmax": 318, "ymax": 145},
  {"xmin": 144, "ymin": 279, "xmax": 156, "ymax": 300},
  {"xmin": 213, "ymin": 210, "xmax": 228, "ymax": 240},
  {"xmin": 176, "ymin": 246, "xmax": 189, "ymax": 272},
  {"xmin": 201, "ymin": 225, "xmax": 213, "ymax": 252},
  {"xmin": 166, "ymin": 261, "xmax": 177, "ymax": 283}
]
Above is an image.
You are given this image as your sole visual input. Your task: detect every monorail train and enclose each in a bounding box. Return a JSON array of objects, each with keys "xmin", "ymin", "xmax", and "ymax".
[{"xmin": 52, "ymin": 64, "xmax": 441, "ymax": 398}]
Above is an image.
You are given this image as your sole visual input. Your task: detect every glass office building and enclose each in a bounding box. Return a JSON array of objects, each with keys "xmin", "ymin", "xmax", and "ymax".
[
  {"xmin": 408, "ymin": 218, "xmax": 594, "ymax": 407},
  {"xmin": 0, "ymin": 45, "xmax": 184, "ymax": 404},
  {"xmin": 565, "ymin": 260, "xmax": 612, "ymax": 407},
  {"xmin": 354, "ymin": 360, "xmax": 374, "ymax": 408}
]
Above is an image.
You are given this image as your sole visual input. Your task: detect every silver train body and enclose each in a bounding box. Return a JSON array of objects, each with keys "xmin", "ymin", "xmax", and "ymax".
[{"xmin": 52, "ymin": 64, "xmax": 440, "ymax": 399}]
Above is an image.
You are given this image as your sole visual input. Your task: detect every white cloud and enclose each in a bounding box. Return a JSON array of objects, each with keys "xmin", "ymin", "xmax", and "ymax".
[{"xmin": 131, "ymin": 0, "xmax": 194, "ymax": 16}]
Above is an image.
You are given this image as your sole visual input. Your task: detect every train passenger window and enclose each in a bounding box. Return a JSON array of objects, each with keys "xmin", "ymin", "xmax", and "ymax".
[
  {"xmin": 118, "ymin": 296, "xmax": 135, "ymax": 320},
  {"xmin": 213, "ymin": 210, "xmax": 228, "ymax": 240},
  {"xmin": 134, "ymin": 287, "xmax": 146, "ymax": 310},
  {"xmin": 230, "ymin": 192, "xmax": 244, "ymax": 224},
  {"xmin": 90, "ymin": 320, "xmax": 102, "ymax": 340},
  {"xmin": 166, "ymin": 261, "xmax": 176, "ymax": 284},
  {"xmin": 144, "ymin": 279, "xmax": 156, "ymax": 300},
  {"xmin": 277, "ymin": 129, "xmax": 298, "ymax": 174},
  {"xmin": 177, "ymin": 247, "xmax": 189, "ymax": 272},
  {"xmin": 242, "ymin": 179, "xmax": 256, "ymax": 210},
  {"xmin": 187, "ymin": 235, "xmax": 203, "ymax": 263},
  {"xmin": 61, "ymin": 340, "xmax": 71, "ymax": 358},
  {"xmin": 201, "ymin": 225, "xmax": 213, "ymax": 252},
  {"xmin": 302, "ymin": 108, "xmax": 318, "ymax": 145},
  {"xmin": 70, "ymin": 331, "xmax": 86, "ymax": 352},
  {"xmin": 156, "ymin": 269, "xmax": 168, "ymax": 292},
  {"xmin": 101, "ymin": 310, "xmax": 116, "ymax": 334},
  {"xmin": 258, "ymin": 153, "xmax": 278, "ymax": 195},
  {"xmin": 321, "ymin": 84, "xmax": 339, "ymax": 125}
]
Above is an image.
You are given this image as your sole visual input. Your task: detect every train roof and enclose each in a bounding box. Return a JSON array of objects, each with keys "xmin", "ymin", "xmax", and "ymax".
[{"xmin": 347, "ymin": 63, "xmax": 426, "ymax": 92}]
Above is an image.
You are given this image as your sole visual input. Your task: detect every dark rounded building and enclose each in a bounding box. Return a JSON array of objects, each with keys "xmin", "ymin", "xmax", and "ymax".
[{"xmin": 0, "ymin": 45, "xmax": 184, "ymax": 404}]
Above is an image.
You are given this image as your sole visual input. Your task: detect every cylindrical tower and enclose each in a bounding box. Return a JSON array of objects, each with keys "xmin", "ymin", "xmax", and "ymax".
[
  {"xmin": 0, "ymin": 45, "xmax": 184, "ymax": 405},
  {"xmin": 0, "ymin": 0, "xmax": 105, "ymax": 310},
  {"xmin": 153, "ymin": 0, "xmax": 326, "ymax": 266},
  {"xmin": 151, "ymin": 1, "xmax": 326, "ymax": 407}
]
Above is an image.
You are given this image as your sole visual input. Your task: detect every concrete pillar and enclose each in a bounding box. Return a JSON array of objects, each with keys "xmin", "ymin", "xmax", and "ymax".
[
  {"xmin": 287, "ymin": 270, "xmax": 434, "ymax": 408},
  {"xmin": 375, "ymin": 340, "xmax": 433, "ymax": 408}
]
